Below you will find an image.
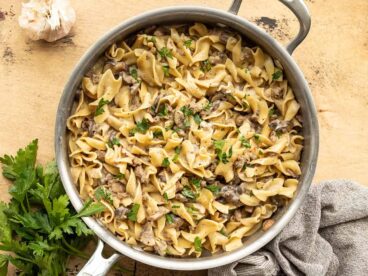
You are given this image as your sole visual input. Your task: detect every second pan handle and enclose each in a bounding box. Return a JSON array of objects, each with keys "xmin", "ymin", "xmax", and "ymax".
[{"xmin": 228, "ymin": 0, "xmax": 311, "ymax": 55}]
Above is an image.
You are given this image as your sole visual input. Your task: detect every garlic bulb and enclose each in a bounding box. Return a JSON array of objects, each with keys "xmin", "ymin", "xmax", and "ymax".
[{"xmin": 18, "ymin": 0, "xmax": 76, "ymax": 42}]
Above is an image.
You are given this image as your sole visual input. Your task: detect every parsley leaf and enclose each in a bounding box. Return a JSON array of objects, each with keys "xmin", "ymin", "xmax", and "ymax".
[
  {"xmin": 190, "ymin": 178, "xmax": 201, "ymax": 189},
  {"xmin": 180, "ymin": 106, "xmax": 193, "ymax": 117},
  {"xmin": 94, "ymin": 187, "xmax": 113, "ymax": 205},
  {"xmin": 204, "ymin": 102, "xmax": 212, "ymax": 111},
  {"xmin": 130, "ymin": 118, "xmax": 150, "ymax": 135},
  {"xmin": 184, "ymin": 39, "xmax": 192, "ymax": 48},
  {"xmin": 95, "ymin": 98, "xmax": 110, "ymax": 116},
  {"xmin": 161, "ymin": 157, "xmax": 170, "ymax": 167},
  {"xmin": 153, "ymin": 130, "xmax": 163, "ymax": 138},
  {"xmin": 193, "ymin": 113, "xmax": 202, "ymax": 125},
  {"xmin": 107, "ymin": 137, "xmax": 120, "ymax": 148},
  {"xmin": 172, "ymin": 146, "xmax": 181, "ymax": 162},
  {"xmin": 240, "ymin": 135, "xmax": 251, "ymax": 148},
  {"xmin": 158, "ymin": 47, "xmax": 173, "ymax": 59},
  {"xmin": 181, "ymin": 186, "xmax": 196, "ymax": 200},
  {"xmin": 165, "ymin": 213, "xmax": 174, "ymax": 224},
  {"xmin": 219, "ymin": 228, "xmax": 228, "ymax": 236},
  {"xmin": 205, "ymin": 185, "xmax": 220, "ymax": 195},
  {"xmin": 272, "ymin": 70, "xmax": 283, "ymax": 80},
  {"xmin": 200, "ymin": 60, "xmax": 212, "ymax": 72},
  {"xmin": 163, "ymin": 192, "xmax": 169, "ymax": 201},
  {"xmin": 147, "ymin": 36, "xmax": 156, "ymax": 43},
  {"xmin": 115, "ymin": 173, "xmax": 125, "ymax": 180},
  {"xmin": 0, "ymin": 139, "xmax": 38, "ymax": 203},
  {"xmin": 162, "ymin": 65, "xmax": 170, "ymax": 77},
  {"xmin": 127, "ymin": 204, "xmax": 140, "ymax": 222},
  {"xmin": 254, "ymin": 134, "xmax": 261, "ymax": 142},
  {"xmin": 194, "ymin": 236, "xmax": 202, "ymax": 252},
  {"xmin": 213, "ymin": 140, "xmax": 232, "ymax": 163},
  {"xmin": 129, "ymin": 67, "xmax": 139, "ymax": 81},
  {"xmin": 157, "ymin": 104, "xmax": 168, "ymax": 117}
]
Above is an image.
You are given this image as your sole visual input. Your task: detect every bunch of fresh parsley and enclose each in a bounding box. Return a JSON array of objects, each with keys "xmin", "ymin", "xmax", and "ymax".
[{"xmin": 0, "ymin": 140, "xmax": 106, "ymax": 276}]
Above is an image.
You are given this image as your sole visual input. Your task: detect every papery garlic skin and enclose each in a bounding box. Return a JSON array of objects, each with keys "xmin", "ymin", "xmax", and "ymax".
[{"xmin": 18, "ymin": 0, "xmax": 76, "ymax": 42}]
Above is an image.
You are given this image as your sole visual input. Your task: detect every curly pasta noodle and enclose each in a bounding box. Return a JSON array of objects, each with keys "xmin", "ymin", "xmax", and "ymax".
[{"xmin": 67, "ymin": 23, "xmax": 303, "ymax": 257}]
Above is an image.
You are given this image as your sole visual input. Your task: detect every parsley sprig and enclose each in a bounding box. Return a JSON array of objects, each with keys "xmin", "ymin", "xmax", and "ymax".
[
  {"xmin": 0, "ymin": 140, "xmax": 106, "ymax": 275},
  {"xmin": 158, "ymin": 47, "xmax": 173, "ymax": 59},
  {"xmin": 95, "ymin": 98, "xmax": 110, "ymax": 116},
  {"xmin": 213, "ymin": 140, "xmax": 233, "ymax": 163},
  {"xmin": 130, "ymin": 118, "xmax": 150, "ymax": 135}
]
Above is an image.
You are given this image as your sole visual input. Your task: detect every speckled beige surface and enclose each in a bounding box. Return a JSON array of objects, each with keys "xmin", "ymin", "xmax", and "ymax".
[{"xmin": 0, "ymin": 0, "xmax": 367, "ymax": 275}]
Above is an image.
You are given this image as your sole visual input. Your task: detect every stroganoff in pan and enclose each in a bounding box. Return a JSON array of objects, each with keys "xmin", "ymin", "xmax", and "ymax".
[{"xmin": 67, "ymin": 23, "xmax": 303, "ymax": 257}]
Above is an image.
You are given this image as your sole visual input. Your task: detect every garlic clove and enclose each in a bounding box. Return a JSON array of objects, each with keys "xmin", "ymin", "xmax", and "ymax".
[{"xmin": 18, "ymin": 0, "xmax": 76, "ymax": 42}]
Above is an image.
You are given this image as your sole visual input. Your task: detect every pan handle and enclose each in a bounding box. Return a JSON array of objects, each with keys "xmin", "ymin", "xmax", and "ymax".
[
  {"xmin": 77, "ymin": 240, "xmax": 120, "ymax": 276},
  {"xmin": 228, "ymin": 0, "xmax": 311, "ymax": 55}
]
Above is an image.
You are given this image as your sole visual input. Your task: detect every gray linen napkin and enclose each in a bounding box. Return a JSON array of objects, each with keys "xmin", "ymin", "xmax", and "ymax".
[{"xmin": 208, "ymin": 180, "xmax": 368, "ymax": 276}]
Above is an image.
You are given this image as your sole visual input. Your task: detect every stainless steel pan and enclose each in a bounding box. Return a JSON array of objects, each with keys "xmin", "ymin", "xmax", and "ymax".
[{"xmin": 55, "ymin": 0, "xmax": 318, "ymax": 274}]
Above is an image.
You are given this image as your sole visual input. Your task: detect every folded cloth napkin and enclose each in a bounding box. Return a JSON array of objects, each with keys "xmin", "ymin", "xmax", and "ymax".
[{"xmin": 208, "ymin": 180, "xmax": 368, "ymax": 276}]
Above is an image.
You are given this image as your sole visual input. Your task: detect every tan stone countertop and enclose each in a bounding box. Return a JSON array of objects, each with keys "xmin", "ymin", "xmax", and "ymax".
[{"xmin": 1, "ymin": 0, "xmax": 367, "ymax": 275}]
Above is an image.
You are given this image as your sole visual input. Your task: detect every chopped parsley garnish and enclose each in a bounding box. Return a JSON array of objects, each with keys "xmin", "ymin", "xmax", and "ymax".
[
  {"xmin": 163, "ymin": 192, "xmax": 169, "ymax": 201},
  {"xmin": 115, "ymin": 173, "xmax": 125, "ymax": 180},
  {"xmin": 180, "ymin": 106, "xmax": 194, "ymax": 128},
  {"xmin": 219, "ymin": 228, "xmax": 228, "ymax": 236},
  {"xmin": 184, "ymin": 39, "xmax": 192, "ymax": 48},
  {"xmin": 276, "ymin": 130, "xmax": 282, "ymax": 138},
  {"xmin": 240, "ymin": 135, "xmax": 251, "ymax": 148},
  {"xmin": 129, "ymin": 67, "xmax": 139, "ymax": 81},
  {"xmin": 95, "ymin": 98, "xmax": 110, "ymax": 116},
  {"xmin": 127, "ymin": 203, "xmax": 140, "ymax": 222},
  {"xmin": 130, "ymin": 118, "xmax": 150, "ymax": 135},
  {"xmin": 200, "ymin": 59, "xmax": 212, "ymax": 72},
  {"xmin": 147, "ymin": 36, "xmax": 156, "ymax": 43},
  {"xmin": 107, "ymin": 137, "xmax": 120, "ymax": 148},
  {"xmin": 161, "ymin": 157, "xmax": 170, "ymax": 167},
  {"xmin": 181, "ymin": 186, "xmax": 196, "ymax": 200},
  {"xmin": 165, "ymin": 213, "xmax": 174, "ymax": 224},
  {"xmin": 213, "ymin": 140, "xmax": 231, "ymax": 163},
  {"xmin": 272, "ymin": 70, "xmax": 283, "ymax": 80},
  {"xmin": 172, "ymin": 205, "xmax": 180, "ymax": 209},
  {"xmin": 94, "ymin": 187, "xmax": 113, "ymax": 205},
  {"xmin": 205, "ymin": 184, "xmax": 220, "ymax": 195},
  {"xmin": 186, "ymin": 205, "xmax": 199, "ymax": 214},
  {"xmin": 193, "ymin": 113, "xmax": 202, "ymax": 125},
  {"xmin": 194, "ymin": 236, "xmax": 202, "ymax": 252},
  {"xmin": 254, "ymin": 134, "xmax": 260, "ymax": 142},
  {"xmin": 172, "ymin": 146, "xmax": 181, "ymax": 162},
  {"xmin": 190, "ymin": 178, "xmax": 201, "ymax": 189},
  {"xmin": 204, "ymin": 102, "xmax": 212, "ymax": 111},
  {"xmin": 153, "ymin": 130, "xmax": 163, "ymax": 138},
  {"xmin": 268, "ymin": 107, "xmax": 276, "ymax": 117},
  {"xmin": 158, "ymin": 47, "xmax": 173, "ymax": 59},
  {"xmin": 162, "ymin": 65, "xmax": 170, "ymax": 77},
  {"xmin": 180, "ymin": 106, "xmax": 193, "ymax": 117},
  {"xmin": 157, "ymin": 104, "xmax": 168, "ymax": 117}
]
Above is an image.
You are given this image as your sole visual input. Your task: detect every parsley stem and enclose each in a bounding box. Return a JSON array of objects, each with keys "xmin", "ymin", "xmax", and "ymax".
[
  {"xmin": 25, "ymin": 193, "xmax": 31, "ymax": 211},
  {"xmin": 62, "ymin": 237, "xmax": 89, "ymax": 259},
  {"xmin": 14, "ymin": 255, "xmax": 37, "ymax": 265},
  {"xmin": 20, "ymin": 201, "xmax": 27, "ymax": 213}
]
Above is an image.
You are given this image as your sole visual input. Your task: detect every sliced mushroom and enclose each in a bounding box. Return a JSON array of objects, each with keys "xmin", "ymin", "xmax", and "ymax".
[
  {"xmin": 140, "ymin": 222, "xmax": 155, "ymax": 246},
  {"xmin": 114, "ymin": 206, "xmax": 129, "ymax": 219},
  {"xmin": 148, "ymin": 207, "xmax": 170, "ymax": 221}
]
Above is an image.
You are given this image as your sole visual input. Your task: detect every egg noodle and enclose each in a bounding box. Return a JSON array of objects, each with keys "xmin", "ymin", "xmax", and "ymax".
[{"xmin": 67, "ymin": 23, "xmax": 303, "ymax": 257}]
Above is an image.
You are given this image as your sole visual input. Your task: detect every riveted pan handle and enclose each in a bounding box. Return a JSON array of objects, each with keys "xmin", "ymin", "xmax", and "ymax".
[
  {"xmin": 228, "ymin": 0, "xmax": 311, "ymax": 54},
  {"xmin": 77, "ymin": 240, "xmax": 120, "ymax": 276}
]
